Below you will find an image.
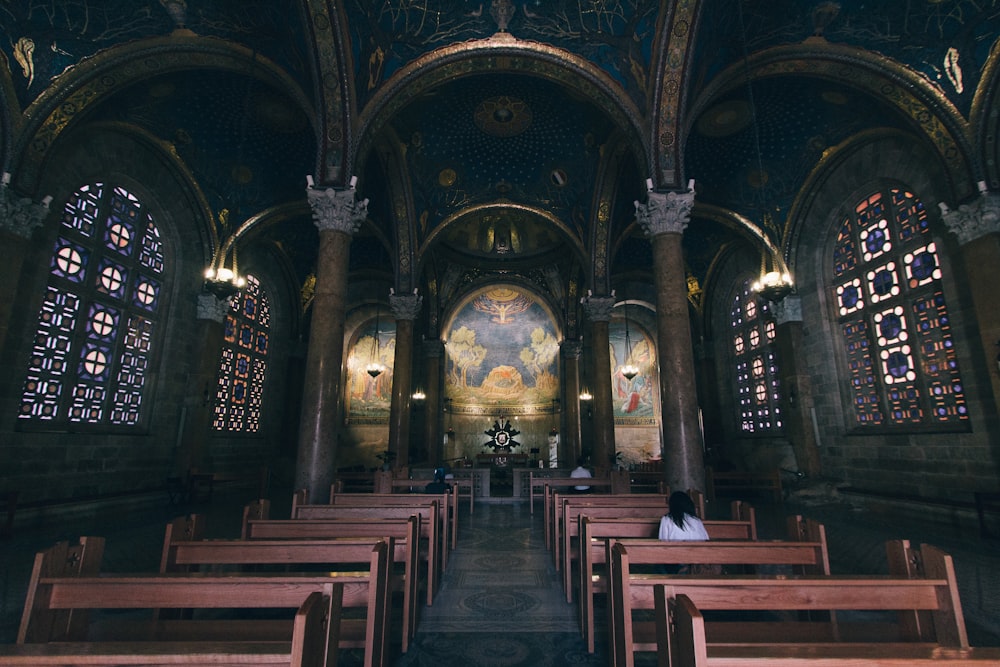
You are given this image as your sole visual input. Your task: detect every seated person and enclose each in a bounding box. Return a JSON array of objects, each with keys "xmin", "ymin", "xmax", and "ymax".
[
  {"xmin": 658, "ymin": 490, "xmax": 710, "ymax": 573},
  {"xmin": 425, "ymin": 467, "xmax": 452, "ymax": 494},
  {"xmin": 569, "ymin": 456, "xmax": 593, "ymax": 494}
]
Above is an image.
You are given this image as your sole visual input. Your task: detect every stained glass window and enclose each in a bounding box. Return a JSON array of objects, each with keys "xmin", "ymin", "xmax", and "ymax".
[
  {"xmin": 833, "ymin": 189, "xmax": 967, "ymax": 427},
  {"xmin": 731, "ymin": 279, "xmax": 782, "ymax": 433},
  {"xmin": 212, "ymin": 274, "xmax": 270, "ymax": 433},
  {"xmin": 19, "ymin": 184, "xmax": 164, "ymax": 425}
]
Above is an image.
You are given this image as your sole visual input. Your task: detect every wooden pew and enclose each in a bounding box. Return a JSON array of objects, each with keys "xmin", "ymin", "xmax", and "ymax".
[
  {"xmin": 1, "ymin": 537, "xmax": 392, "ymax": 667},
  {"xmin": 557, "ymin": 494, "xmax": 749, "ymax": 596},
  {"xmin": 291, "ymin": 498, "xmax": 446, "ymax": 591},
  {"xmin": 577, "ymin": 511, "xmax": 793, "ymax": 653},
  {"xmin": 667, "ymin": 592, "xmax": 1000, "ymax": 666},
  {"xmin": 530, "ymin": 472, "xmax": 614, "ymax": 514},
  {"xmin": 546, "ymin": 492, "xmax": 670, "ymax": 555},
  {"xmin": 244, "ymin": 510, "xmax": 439, "ymax": 607},
  {"xmin": 161, "ymin": 513, "xmax": 420, "ymax": 653},
  {"xmin": 608, "ymin": 539, "xmax": 973, "ymax": 667},
  {"xmin": 320, "ymin": 488, "xmax": 459, "ymax": 555}
]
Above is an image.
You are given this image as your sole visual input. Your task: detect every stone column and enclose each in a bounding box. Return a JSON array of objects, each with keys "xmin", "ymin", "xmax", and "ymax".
[
  {"xmin": 941, "ymin": 192, "xmax": 1000, "ymax": 418},
  {"xmin": 422, "ymin": 338, "xmax": 444, "ymax": 467},
  {"xmin": 771, "ymin": 296, "xmax": 821, "ymax": 477},
  {"xmin": 177, "ymin": 293, "xmax": 229, "ymax": 474},
  {"xmin": 635, "ymin": 189, "xmax": 705, "ymax": 493},
  {"xmin": 0, "ymin": 186, "xmax": 49, "ymax": 354},
  {"xmin": 581, "ymin": 294, "xmax": 616, "ymax": 470},
  {"xmin": 387, "ymin": 291, "xmax": 423, "ymax": 467},
  {"xmin": 296, "ymin": 184, "xmax": 368, "ymax": 498},
  {"xmin": 560, "ymin": 340, "xmax": 583, "ymax": 467}
]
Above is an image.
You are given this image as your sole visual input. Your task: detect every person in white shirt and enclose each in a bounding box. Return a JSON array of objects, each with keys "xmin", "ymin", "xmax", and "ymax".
[
  {"xmin": 658, "ymin": 490, "xmax": 709, "ymax": 541},
  {"xmin": 569, "ymin": 456, "xmax": 593, "ymax": 493}
]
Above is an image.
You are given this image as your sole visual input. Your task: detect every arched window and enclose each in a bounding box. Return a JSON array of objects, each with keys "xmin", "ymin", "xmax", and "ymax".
[
  {"xmin": 832, "ymin": 188, "xmax": 967, "ymax": 427},
  {"xmin": 212, "ymin": 274, "xmax": 270, "ymax": 433},
  {"xmin": 19, "ymin": 183, "xmax": 164, "ymax": 425},
  {"xmin": 731, "ymin": 279, "xmax": 782, "ymax": 433}
]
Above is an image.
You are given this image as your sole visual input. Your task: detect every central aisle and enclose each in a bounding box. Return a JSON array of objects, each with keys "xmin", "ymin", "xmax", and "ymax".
[{"xmin": 395, "ymin": 501, "xmax": 608, "ymax": 666}]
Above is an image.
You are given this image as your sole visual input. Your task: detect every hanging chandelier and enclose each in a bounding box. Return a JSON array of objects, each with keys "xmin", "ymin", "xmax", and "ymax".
[
  {"xmin": 366, "ymin": 300, "xmax": 386, "ymax": 378},
  {"xmin": 621, "ymin": 300, "xmax": 640, "ymax": 380}
]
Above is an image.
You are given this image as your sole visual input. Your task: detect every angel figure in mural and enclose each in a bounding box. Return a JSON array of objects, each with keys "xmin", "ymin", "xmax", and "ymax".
[{"xmin": 613, "ymin": 336, "xmax": 654, "ymax": 415}]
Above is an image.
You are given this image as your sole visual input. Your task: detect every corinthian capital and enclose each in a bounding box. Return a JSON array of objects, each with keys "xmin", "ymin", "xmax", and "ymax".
[
  {"xmin": 0, "ymin": 186, "xmax": 49, "ymax": 239},
  {"xmin": 634, "ymin": 190, "xmax": 694, "ymax": 237},
  {"xmin": 389, "ymin": 292, "xmax": 423, "ymax": 320},
  {"xmin": 939, "ymin": 193, "xmax": 1000, "ymax": 245},
  {"xmin": 196, "ymin": 292, "xmax": 230, "ymax": 322},
  {"xmin": 307, "ymin": 185, "xmax": 369, "ymax": 235},
  {"xmin": 580, "ymin": 293, "xmax": 615, "ymax": 322}
]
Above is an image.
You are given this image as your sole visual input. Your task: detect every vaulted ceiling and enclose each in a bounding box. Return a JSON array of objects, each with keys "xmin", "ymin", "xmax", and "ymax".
[{"xmin": 1, "ymin": 0, "xmax": 994, "ymax": 338}]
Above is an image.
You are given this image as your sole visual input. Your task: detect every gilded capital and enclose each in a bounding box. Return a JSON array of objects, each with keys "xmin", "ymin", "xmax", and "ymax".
[
  {"xmin": 307, "ymin": 186, "xmax": 369, "ymax": 235},
  {"xmin": 196, "ymin": 291, "xmax": 230, "ymax": 323},
  {"xmin": 389, "ymin": 292, "xmax": 423, "ymax": 320},
  {"xmin": 773, "ymin": 295, "xmax": 803, "ymax": 325},
  {"xmin": 0, "ymin": 186, "xmax": 49, "ymax": 239},
  {"xmin": 634, "ymin": 190, "xmax": 693, "ymax": 237},
  {"xmin": 580, "ymin": 294, "xmax": 615, "ymax": 322},
  {"xmin": 939, "ymin": 193, "xmax": 1000, "ymax": 245}
]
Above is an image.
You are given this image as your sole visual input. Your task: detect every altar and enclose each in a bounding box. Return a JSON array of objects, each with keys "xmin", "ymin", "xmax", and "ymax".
[{"xmin": 475, "ymin": 453, "xmax": 529, "ymax": 468}]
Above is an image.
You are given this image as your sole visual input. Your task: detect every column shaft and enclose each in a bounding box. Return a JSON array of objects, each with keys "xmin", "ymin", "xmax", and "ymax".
[
  {"xmin": 773, "ymin": 301, "xmax": 821, "ymax": 477},
  {"xmin": 652, "ymin": 232, "xmax": 705, "ymax": 493},
  {"xmin": 388, "ymin": 318, "xmax": 414, "ymax": 466},
  {"xmin": 590, "ymin": 319, "xmax": 615, "ymax": 470},
  {"xmin": 295, "ymin": 229, "xmax": 351, "ymax": 497}
]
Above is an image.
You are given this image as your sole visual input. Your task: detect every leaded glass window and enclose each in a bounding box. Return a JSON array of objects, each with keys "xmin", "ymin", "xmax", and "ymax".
[
  {"xmin": 833, "ymin": 188, "xmax": 967, "ymax": 427},
  {"xmin": 212, "ymin": 274, "xmax": 270, "ymax": 433},
  {"xmin": 19, "ymin": 184, "xmax": 164, "ymax": 425},
  {"xmin": 731, "ymin": 279, "xmax": 782, "ymax": 433}
]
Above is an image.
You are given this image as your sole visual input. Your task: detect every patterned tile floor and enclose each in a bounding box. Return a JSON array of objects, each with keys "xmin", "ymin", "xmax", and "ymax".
[{"xmin": 1, "ymin": 484, "xmax": 999, "ymax": 666}]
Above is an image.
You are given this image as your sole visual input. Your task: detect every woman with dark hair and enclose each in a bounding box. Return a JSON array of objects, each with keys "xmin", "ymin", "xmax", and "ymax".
[{"xmin": 658, "ymin": 491, "xmax": 709, "ymax": 541}]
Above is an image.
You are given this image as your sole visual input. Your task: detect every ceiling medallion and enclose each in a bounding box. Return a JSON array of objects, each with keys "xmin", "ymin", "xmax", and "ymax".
[
  {"xmin": 696, "ymin": 99, "xmax": 752, "ymax": 137},
  {"xmin": 474, "ymin": 96, "xmax": 532, "ymax": 137}
]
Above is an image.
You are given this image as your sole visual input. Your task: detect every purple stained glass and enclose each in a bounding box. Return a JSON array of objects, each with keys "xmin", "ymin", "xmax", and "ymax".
[
  {"xmin": 872, "ymin": 269, "xmax": 894, "ymax": 295},
  {"xmin": 911, "ymin": 251, "xmax": 936, "ymax": 280},
  {"xmin": 878, "ymin": 313, "xmax": 902, "ymax": 339},
  {"xmin": 886, "ymin": 351, "xmax": 909, "ymax": 378},
  {"xmin": 841, "ymin": 285, "xmax": 860, "ymax": 308},
  {"xmin": 865, "ymin": 228, "xmax": 887, "ymax": 254}
]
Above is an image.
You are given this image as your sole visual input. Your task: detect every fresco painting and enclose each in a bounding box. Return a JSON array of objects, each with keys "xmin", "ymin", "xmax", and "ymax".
[
  {"xmin": 445, "ymin": 286, "xmax": 558, "ymax": 411},
  {"xmin": 346, "ymin": 319, "xmax": 396, "ymax": 424},
  {"xmin": 610, "ymin": 321, "xmax": 658, "ymax": 425}
]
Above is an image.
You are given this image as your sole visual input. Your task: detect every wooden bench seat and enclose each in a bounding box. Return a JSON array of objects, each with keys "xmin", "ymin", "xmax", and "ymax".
[
  {"xmin": 668, "ymin": 593, "xmax": 1000, "ymax": 666},
  {"xmin": 547, "ymin": 493, "xmax": 671, "ymax": 559},
  {"xmin": 608, "ymin": 539, "xmax": 975, "ymax": 667},
  {"xmin": 288, "ymin": 500, "xmax": 445, "ymax": 600},
  {"xmin": 321, "ymin": 489, "xmax": 459, "ymax": 554},
  {"xmin": 529, "ymin": 473, "xmax": 614, "ymax": 514},
  {"xmin": 577, "ymin": 514, "xmax": 820, "ymax": 653},
  {"xmin": 243, "ymin": 509, "xmax": 439, "ymax": 607},
  {"xmin": 1, "ymin": 537, "xmax": 391, "ymax": 667},
  {"xmin": 558, "ymin": 499, "xmax": 757, "ymax": 598},
  {"xmin": 160, "ymin": 513, "xmax": 420, "ymax": 653}
]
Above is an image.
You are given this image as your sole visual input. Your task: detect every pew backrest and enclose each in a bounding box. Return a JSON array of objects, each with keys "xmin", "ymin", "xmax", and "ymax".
[
  {"xmin": 608, "ymin": 540, "xmax": 969, "ymax": 667},
  {"xmin": 244, "ymin": 514, "xmax": 438, "ymax": 607},
  {"xmin": 16, "ymin": 538, "xmax": 392, "ymax": 667},
  {"xmin": 162, "ymin": 515, "xmax": 420, "ymax": 651}
]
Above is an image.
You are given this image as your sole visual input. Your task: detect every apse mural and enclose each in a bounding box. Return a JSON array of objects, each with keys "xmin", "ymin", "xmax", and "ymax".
[
  {"xmin": 345, "ymin": 319, "xmax": 396, "ymax": 424},
  {"xmin": 610, "ymin": 321, "xmax": 658, "ymax": 425},
  {"xmin": 445, "ymin": 286, "xmax": 558, "ymax": 412}
]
